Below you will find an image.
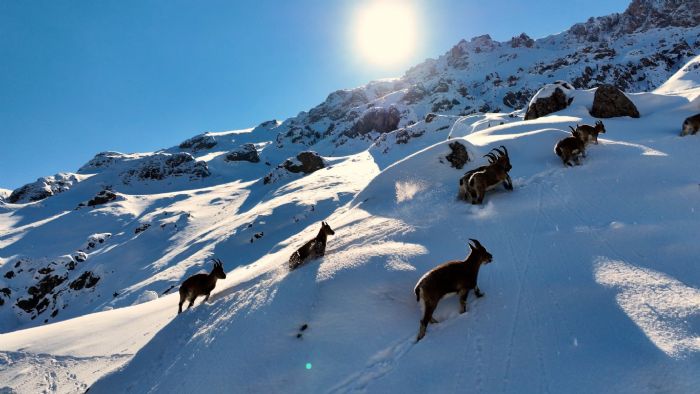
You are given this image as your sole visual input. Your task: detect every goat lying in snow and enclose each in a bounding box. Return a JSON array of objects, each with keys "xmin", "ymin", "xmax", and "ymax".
[
  {"xmin": 414, "ymin": 239, "xmax": 493, "ymax": 342},
  {"xmin": 681, "ymin": 113, "xmax": 700, "ymax": 136},
  {"xmin": 288, "ymin": 221, "xmax": 335, "ymax": 270},
  {"xmin": 460, "ymin": 146, "xmax": 513, "ymax": 204},
  {"xmin": 570, "ymin": 120, "xmax": 606, "ymax": 145},
  {"xmin": 555, "ymin": 129, "xmax": 587, "ymax": 166},
  {"xmin": 178, "ymin": 258, "xmax": 226, "ymax": 314}
]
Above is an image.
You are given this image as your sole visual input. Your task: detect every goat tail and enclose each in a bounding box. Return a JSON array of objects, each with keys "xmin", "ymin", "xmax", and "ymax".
[
  {"xmin": 415, "ymin": 285, "xmax": 421, "ymax": 302},
  {"xmin": 555, "ymin": 145, "xmax": 562, "ymax": 157}
]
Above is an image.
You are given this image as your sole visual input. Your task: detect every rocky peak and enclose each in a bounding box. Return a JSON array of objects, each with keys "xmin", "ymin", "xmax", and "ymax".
[{"xmin": 568, "ymin": 0, "xmax": 699, "ymax": 40}]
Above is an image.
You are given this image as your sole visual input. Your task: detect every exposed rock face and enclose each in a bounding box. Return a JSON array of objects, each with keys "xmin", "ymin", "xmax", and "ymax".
[
  {"xmin": 446, "ymin": 141, "xmax": 470, "ymax": 169},
  {"xmin": 590, "ymin": 84, "xmax": 640, "ymax": 118},
  {"xmin": 346, "ymin": 107, "xmax": 401, "ymax": 138},
  {"xmin": 525, "ymin": 81, "xmax": 575, "ymax": 120},
  {"xmin": 225, "ymin": 144, "xmax": 260, "ymax": 163},
  {"xmin": 78, "ymin": 151, "xmax": 130, "ymax": 174},
  {"xmin": 510, "ymin": 33, "xmax": 535, "ymax": 48},
  {"xmin": 179, "ymin": 134, "xmax": 217, "ymax": 152},
  {"xmin": 257, "ymin": 119, "xmax": 280, "ymax": 130},
  {"xmin": 122, "ymin": 153, "xmax": 210, "ymax": 183},
  {"xmin": 263, "ymin": 151, "xmax": 325, "ymax": 184},
  {"xmin": 16, "ymin": 274, "xmax": 67, "ymax": 314},
  {"xmin": 80, "ymin": 190, "xmax": 118, "ymax": 207},
  {"xmin": 69, "ymin": 271, "xmax": 100, "ymax": 291},
  {"xmin": 8, "ymin": 173, "xmax": 80, "ymax": 204}
]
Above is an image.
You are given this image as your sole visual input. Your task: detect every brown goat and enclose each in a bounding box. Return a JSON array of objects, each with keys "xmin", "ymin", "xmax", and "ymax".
[
  {"xmin": 681, "ymin": 113, "xmax": 700, "ymax": 136},
  {"xmin": 464, "ymin": 146, "xmax": 513, "ymax": 204},
  {"xmin": 178, "ymin": 258, "xmax": 226, "ymax": 314},
  {"xmin": 288, "ymin": 221, "xmax": 335, "ymax": 270},
  {"xmin": 555, "ymin": 129, "xmax": 587, "ymax": 167},
  {"xmin": 570, "ymin": 120, "xmax": 606, "ymax": 145},
  {"xmin": 414, "ymin": 239, "xmax": 493, "ymax": 342}
]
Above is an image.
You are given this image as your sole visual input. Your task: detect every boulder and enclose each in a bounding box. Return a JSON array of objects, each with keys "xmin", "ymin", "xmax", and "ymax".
[
  {"xmin": 446, "ymin": 141, "xmax": 470, "ymax": 169},
  {"xmin": 346, "ymin": 106, "xmax": 401, "ymax": 137},
  {"xmin": 225, "ymin": 143, "xmax": 260, "ymax": 163},
  {"xmin": 284, "ymin": 151, "xmax": 325, "ymax": 174},
  {"xmin": 525, "ymin": 81, "xmax": 575, "ymax": 120},
  {"xmin": 590, "ymin": 84, "xmax": 640, "ymax": 118},
  {"xmin": 263, "ymin": 151, "xmax": 325, "ymax": 184},
  {"xmin": 81, "ymin": 190, "xmax": 118, "ymax": 207}
]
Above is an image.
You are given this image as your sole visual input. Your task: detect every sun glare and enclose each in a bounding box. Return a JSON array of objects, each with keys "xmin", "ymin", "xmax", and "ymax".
[{"xmin": 353, "ymin": 1, "xmax": 418, "ymax": 67}]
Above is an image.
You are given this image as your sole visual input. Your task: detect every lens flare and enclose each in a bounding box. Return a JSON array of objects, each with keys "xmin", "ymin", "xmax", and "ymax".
[{"xmin": 352, "ymin": 1, "xmax": 418, "ymax": 67}]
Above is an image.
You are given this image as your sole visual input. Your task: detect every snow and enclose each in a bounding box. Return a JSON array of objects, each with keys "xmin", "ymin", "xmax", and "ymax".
[
  {"xmin": 2, "ymin": 61, "xmax": 698, "ymax": 392},
  {"xmin": 1, "ymin": 4, "xmax": 700, "ymax": 392}
]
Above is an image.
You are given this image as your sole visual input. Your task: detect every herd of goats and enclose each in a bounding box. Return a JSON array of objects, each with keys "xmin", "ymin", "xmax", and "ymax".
[{"xmin": 177, "ymin": 113, "xmax": 700, "ymax": 341}]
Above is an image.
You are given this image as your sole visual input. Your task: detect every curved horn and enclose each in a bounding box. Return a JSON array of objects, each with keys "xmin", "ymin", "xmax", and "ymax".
[
  {"xmin": 484, "ymin": 153, "xmax": 497, "ymax": 163},
  {"xmin": 569, "ymin": 125, "xmax": 576, "ymax": 133},
  {"xmin": 499, "ymin": 145, "xmax": 509, "ymax": 156},
  {"xmin": 492, "ymin": 147, "xmax": 505, "ymax": 157}
]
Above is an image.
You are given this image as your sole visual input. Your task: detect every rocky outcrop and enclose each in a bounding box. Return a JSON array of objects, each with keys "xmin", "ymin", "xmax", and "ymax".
[
  {"xmin": 78, "ymin": 151, "xmax": 131, "ymax": 174},
  {"xmin": 283, "ymin": 151, "xmax": 325, "ymax": 174},
  {"xmin": 225, "ymin": 144, "xmax": 260, "ymax": 163},
  {"xmin": 263, "ymin": 152, "xmax": 325, "ymax": 184},
  {"xmin": 590, "ymin": 84, "xmax": 640, "ymax": 118},
  {"xmin": 79, "ymin": 190, "xmax": 118, "ymax": 208},
  {"xmin": 446, "ymin": 141, "xmax": 470, "ymax": 169},
  {"xmin": 525, "ymin": 81, "xmax": 575, "ymax": 120},
  {"xmin": 122, "ymin": 153, "xmax": 210, "ymax": 184},
  {"xmin": 8, "ymin": 173, "xmax": 80, "ymax": 204},
  {"xmin": 179, "ymin": 134, "xmax": 217, "ymax": 152},
  {"xmin": 69, "ymin": 271, "xmax": 100, "ymax": 291},
  {"xmin": 346, "ymin": 107, "xmax": 401, "ymax": 138}
]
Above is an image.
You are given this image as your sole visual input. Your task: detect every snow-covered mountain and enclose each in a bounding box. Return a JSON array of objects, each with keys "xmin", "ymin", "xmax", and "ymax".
[{"xmin": 1, "ymin": 1, "xmax": 699, "ymax": 392}]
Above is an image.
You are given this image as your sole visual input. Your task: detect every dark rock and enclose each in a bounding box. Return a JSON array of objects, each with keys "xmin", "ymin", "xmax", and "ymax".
[
  {"xmin": 85, "ymin": 190, "xmax": 118, "ymax": 207},
  {"xmin": 425, "ymin": 113, "xmax": 437, "ymax": 123},
  {"xmin": 8, "ymin": 173, "xmax": 79, "ymax": 204},
  {"xmin": 73, "ymin": 252, "xmax": 88, "ymax": 262},
  {"xmin": 179, "ymin": 134, "xmax": 217, "ymax": 151},
  {"xmin": 0, "ymin": 288, "xmax": 11, "ymax": 297},
  {"xmin": 122, "ymin": 153, "xmax": 210, "ymax": 183},
  {"xmin": 225, "ymin": 143, "xmax": 260, "ymax": 163},
  {"xmin": 257, "ymin": 119, "xmax": 280, "ymax": 129},
  {"xmin": 510, "ymin": 33, "xmax": 534, "ymax": 48},
  {"xmin": 402, "ymin": 84, "xmax": 427, "ymax": 104},
  {"xmin": 284, "ymin": 152, "xmax": 325, "ymax": 174},
  {"xmin": 346, "ymin": 107, "xmax": 401, "ymax": 138},
  {"xmin": 4, "ymin": 271, "xmax": 14, "ymax": 279},
  {"xmin": 134, "ymin": 223, "xmax": 151, "ymax": 234},
  {"xmin": 525, "ymin": 82, "xmax": 575, "ymax": 120},
  {"xmin": 69, "ymin": 271, "xmax": 100, "ymax": 291},
  {"xmin": 590, "ymin": 84, "xmax": 640, "ymax": 118},
  {"xmin": 446, "ymin": 141, "xmax": 470, "ymax": 169},
  {"xmin": 16, "ymin": 274, "xmax": 67, "ymax": 314}
]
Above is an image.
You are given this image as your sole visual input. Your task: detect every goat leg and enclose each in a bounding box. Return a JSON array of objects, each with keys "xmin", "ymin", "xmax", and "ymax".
[
  {"xmin": 504, "ymin": 175, "xmax": 514, "ymax": 191},
  {"xmin": 474, "ymin": 286, "xmax": 485, "ymax": 298},
  {"xmin": 459, "ymin": 288, "xmax": 469, "ymax": 314}
]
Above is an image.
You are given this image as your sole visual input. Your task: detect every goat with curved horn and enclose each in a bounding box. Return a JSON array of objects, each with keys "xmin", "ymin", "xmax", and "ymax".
[
  {"xmin": 178, "ymin": 258, "xmax": 227, "ymax": 314},
  {"xmin": 414, "ymin": 239, "xmax": 494, "ymax": 341}
]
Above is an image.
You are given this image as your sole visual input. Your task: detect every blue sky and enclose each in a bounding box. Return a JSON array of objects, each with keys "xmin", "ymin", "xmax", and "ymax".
[{"xmin": 0, "ymin": 0, "xmax": 630, "ymax": 189}]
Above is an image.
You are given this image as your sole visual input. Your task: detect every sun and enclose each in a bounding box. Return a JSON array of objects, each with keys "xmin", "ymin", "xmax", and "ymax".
[{"xmin": 352, "ymin": 1, "xmax": 418, "ymax": 67}]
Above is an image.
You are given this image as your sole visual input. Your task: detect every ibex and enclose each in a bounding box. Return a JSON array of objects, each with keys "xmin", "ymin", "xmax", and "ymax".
[
  {"xmin": 178, "ymin": 258, "xmax": 226, "ymax": 314},
  {"xmin": 555, "ymin": 129, "xmax": 586, "ymax": 166},
  {"xmin": 288, "ymin": 221, "xmax": 335, "ymax": 270},
  {"xmin": 463, "ymin": 146, "xmax": 513, "ymax": 204},
  {"xmin": 414, "ymin": 239, "xmax": 493, "ymax": 342},
  {"xmin": 681, "ymin": 113, "xmax": 700, "ymax": 136},
  {"xmin": 570, "ymin": 120, "xmax": 606, "ymax": 144}
]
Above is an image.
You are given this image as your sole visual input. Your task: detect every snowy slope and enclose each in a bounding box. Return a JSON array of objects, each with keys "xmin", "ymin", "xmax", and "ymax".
[
  {"xmin": 1, "ymin": 1, "xmax": 700, "ymax": 392},
  {"xmin": 3, "ymin": 64, "xmax": 698, "ymax": 393}
]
